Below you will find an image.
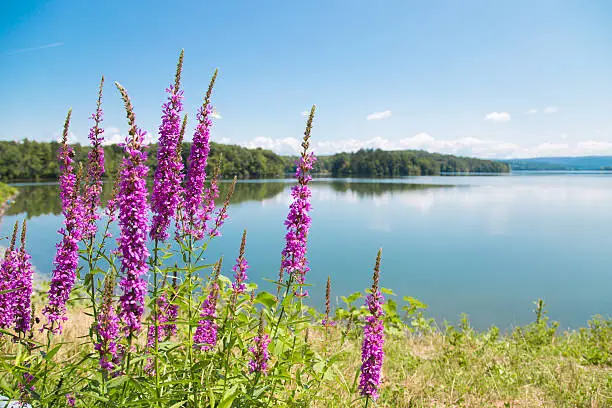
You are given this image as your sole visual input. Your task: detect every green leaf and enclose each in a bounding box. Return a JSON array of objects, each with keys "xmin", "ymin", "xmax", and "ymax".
[
  {"xmin": 381, "ymin": 287, "xmax": 396, "ymax": 296},
  {"xmin": 255, "ymin": 291, "xmax": 277, "ymax": 309}
]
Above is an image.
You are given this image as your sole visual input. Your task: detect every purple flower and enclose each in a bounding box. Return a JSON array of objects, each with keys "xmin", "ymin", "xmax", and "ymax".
[
  {"xmin": 182, "ymin": 71, "xmax": 217, "ymax": 239},
  {"xmin": 231, "ymin": 230, "xmax": 249, "ymax": 295},
  {"xmin": 14, "ymin": 221, "xmax": 33, "ymax": 335},
  {"xmin": 151, "ymin": 52, "xmax": 185, "ymax": 241},
  {"xmin": 115, "ymin": 83, "xmax": 150, "ymax": 335},
  {"xmin": 145, "ymin": 293, "xmax": 172, "ymax": 348},
  {"xmin": 193, "ymin": 261, "xmax": 221, "ymax": 351},
  {"xmin": 322, "ymin": 276, "xmax": 336, "ymax": 328},
  {"xmin": 280, "ymin": 106, "xmax": 316, "ymax": 297},
  {"xmin": 94, "ymin": 272, "xmax": 119, "ymax": 372},
  {"xmin": 44, "ymin": 109, "xmax": 85, "ymax": 332},
  {"xmin": 0, "ymin": 222, "xmax": 19, "ymax": 330},
  {"xmin": 359, "ymin": 249, "xmax": 385, "ymax": 400},
  {"xmin": 248, "ymin": 314, "xmax": 271, "ymax": 374},
  {"xmin": 208, "ymin": 177, "xmax": 237, "ymax": 238},
  {"xmin": 66, "ymin": 394, "xmax": 75, "ymax": 407},
  {"xmin": 83, "ymin": 77, "xmax": 105, "ymax": 241}
]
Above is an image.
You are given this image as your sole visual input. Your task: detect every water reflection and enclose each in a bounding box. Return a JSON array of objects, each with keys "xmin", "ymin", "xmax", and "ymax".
[{"xmin": 7, "ymin": 181, "xmax": 289, "ymax": 219}]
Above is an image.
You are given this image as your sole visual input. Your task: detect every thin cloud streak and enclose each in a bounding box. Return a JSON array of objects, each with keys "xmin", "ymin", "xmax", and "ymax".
[
  {"xmin": 366, "ymin": 110, "xmax": 392, "ymax": 120},
  {"xmin": 4, "ymin": 42, "xmax": 64, "ymax": 55}
]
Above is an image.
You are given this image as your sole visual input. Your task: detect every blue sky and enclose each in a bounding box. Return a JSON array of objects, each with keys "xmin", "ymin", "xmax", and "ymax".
[{"xmin": 2, "ymin": 0, "xmax": 612, "ymax": 158}]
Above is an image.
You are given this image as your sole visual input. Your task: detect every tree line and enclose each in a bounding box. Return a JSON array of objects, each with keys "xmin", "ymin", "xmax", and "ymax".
[
  {"xmin": 0, "ymin": 140, "xmax": 508, "ymax": 181},
  {"xmin": 0, "ymin": 139, "xmax": 287, "ymax": 181},
  {"xmin": 286, "ymin": 148, "xmax": 510, "ymax": 176}
]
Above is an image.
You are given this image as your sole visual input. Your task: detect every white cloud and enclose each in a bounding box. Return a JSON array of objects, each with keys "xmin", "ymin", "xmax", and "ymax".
[
  {"xmin": 227, "ymin": 133, "xmax": 612, "ymax": 159},
  {"xmin": 366, "ymin": 110, "xmax": 392, "ymax": 121},
  {"xmin": 525, "ymin": 108, "xmax": 538, "ymax": 115},
  {"xmin": 103, "ymin": 127, "xmax": 124, "ymax": 145},
  {"xmin": 484, "ymin": 112, "xmax": 511, "ymax": 122},
  {"xmin": 211, "ymin": 111, "xmax": 222, "ymax": 119},
  {"xmin": 544, "ymin": 105, "xmax": 559, "ymax": 114}
]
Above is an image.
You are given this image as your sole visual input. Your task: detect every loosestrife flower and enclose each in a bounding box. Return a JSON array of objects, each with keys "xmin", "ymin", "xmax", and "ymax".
[
  {"xmin": 322, "ymin": 276, "xmax": 336, "ymax": 328},
  {"xmin": 248, "ymin": 313, "xmax": 271, "ymax": 374},
  {"xmin": 280, "ymin": 106, "xmax": 317, "ymax": 297},
  {"xmin": 151, "ymin": 51, "xmax": 185, "ymax": 241},
  {"xmin": 14, "ymin": 221, "xmax": 33, "ymax": 335},
  {"xmin": 66, "ymin": 394, "xmax": 75, "ymax": 407},
  {"xmin": 208, "ymin": 177, "xmax": 237, "ymax": 238},
  {"xmin": 164, "ymin": 272, "xmax": 179, "ymax": 337},
  {"xmin": 182, "ymin": 71, "xmax": 217, "ymax": 239},
  {"xmin": 0, "ymin": 222, "xmax": 19, "ymax": 329},
  {"xmin": 193, "ymin": 260, "xmax": 221, "ymax": 351},
  {"xmin": 44, "ymin": 109, "xmax": 85, "ymax": 332},
  {"xmin": 145, "ymin": 293, "xmax": 172, "ymax": 348},
  {"xmin": 115, "ymin": 83, "xmax": 150, "ymax": 335},
  {"xmin": 83, "ymin": 77, "xmax": 105, "ymax": 241},
  {"xmin": 359, "ymin": 249, "xmax": 385, "ymax": 401},
  {"xmin": 95, "ymin": 272, "xmax": 119, "ymax": 372},
  {"xmin": 231, "ymin": 229, "xmax": 249, "ymax": 295}
]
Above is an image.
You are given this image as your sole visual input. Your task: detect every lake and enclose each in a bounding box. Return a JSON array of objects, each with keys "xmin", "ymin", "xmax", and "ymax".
[{"xmin": 2, "ymin": 174, "xmax": 611, "ymax": 330}]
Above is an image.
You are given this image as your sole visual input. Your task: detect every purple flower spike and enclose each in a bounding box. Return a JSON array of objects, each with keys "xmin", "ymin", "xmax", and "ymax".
[
  {"xmin": 193, "ymin": 260, "xmax": 222, "ymax": 351},
  {"xmin": 231, "ymin": 230, "xmax": 249, "ymax": 295},
  {"xmin": 0, "ymin": 222, "xmax": 19, "ymax": 330},
  {"xmin": 281, "ymin": 106, "xmax": 317, "ymax": 297},
  {"xmin": 209, "ymin": 177, "xmax": 237, "ymax": 238},
  {"xmin": 44, "ymin": 109, "xmax": 85, "ymax": 332},
  {"xmin": 95, "ymin": 272, "xmax": 120, "ymax": 372},
  {"xmin": 115, "ymin": 83, "xmax": 150, "ymax": 335},
  {"xmin": 151, "ymin": 51, "xmax": 185, "ymax": 241},
  {"xmin": 183, "ymin": 71, "xmax": 217, "ymax": 239},
  {"xmin": 249, "ymin": 313, "xmax": 271, "ymax": 374},
  {"xmin": 14, "ymin": 221, "xmax": 33, "ymax": 334},
  {"xmin": 359, "ymin": 249, "xmax": 385, "ymax": 401},
  {"xmin": 83, "ymin": 77, "xmax": 106, "ymax": 241}
]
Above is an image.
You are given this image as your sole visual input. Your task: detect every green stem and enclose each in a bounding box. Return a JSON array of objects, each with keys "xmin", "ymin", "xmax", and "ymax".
[{"xmin": 153, "ymin": 239, "xmax": 161, "ymax": 405}]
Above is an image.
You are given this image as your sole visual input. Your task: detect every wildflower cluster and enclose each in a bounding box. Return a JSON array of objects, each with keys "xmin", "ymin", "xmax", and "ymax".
[{"xmin": 0, "ymin": 52, "xmax": 387, "ymax": 407}]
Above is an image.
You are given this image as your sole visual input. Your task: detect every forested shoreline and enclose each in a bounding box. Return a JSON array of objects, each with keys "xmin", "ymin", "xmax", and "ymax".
[{"xmin": 0, "ymin": 139, "xmax": 508, "ymax": 181}]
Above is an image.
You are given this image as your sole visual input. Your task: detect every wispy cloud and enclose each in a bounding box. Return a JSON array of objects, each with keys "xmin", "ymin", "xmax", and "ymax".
[
  {"xmin": 211, "ymin": 110, "xmax": 222, "ymax": 119},
  {"xmin": 525, "ymin": 108, "xmax": 538, "ymax": 115},
  {"xmin": 366, "ymin": 110, "xmax": 392, "ymax": 120},
  {"xmin": 484, "ymin": 112, "xmax": 511, "ymax": 122},
  {"xmin": 544, "ymin": 105, "xmax": 559, "ymax": 114},
  {"xmin": 5, "ymin": 42, "xmax": 64, "ymax": 55}
]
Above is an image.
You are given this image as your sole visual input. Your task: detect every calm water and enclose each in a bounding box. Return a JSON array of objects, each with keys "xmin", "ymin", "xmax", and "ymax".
[{"xmin": 2, "ymin": 174, "xmax": 612, "ymax": 330}]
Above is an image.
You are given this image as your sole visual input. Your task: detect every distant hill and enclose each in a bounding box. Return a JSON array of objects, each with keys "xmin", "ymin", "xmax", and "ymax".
[{"xmin": 501, "ymin": 156, "xmax": 612, "ymax": 171}]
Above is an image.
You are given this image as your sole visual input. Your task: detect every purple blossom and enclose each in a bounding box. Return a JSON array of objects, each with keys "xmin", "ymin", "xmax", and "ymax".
[
  {"xmin": 359, "ymin": 249, "xmax": 385, "ymax": 400},
  {"xmin": 83, "ymin": 77, "xmax": 105, "ymax": 241},
  {"xmin": 249, "ymin": 315, "xmax": 271, "ymax": 374},
  {"xmin": 115, "ymin": 83, "xmax": 150, "ymax": 335},
  {"xmin": 14, "ymin": 221, "xmax": 33, "ymax": 334},
  {"xmin": 322, "ymin": 276, "xmax": 336, "ymax": 328},
  {"xmin": 0, "ymin": 222, "xmax": 19, "ymax": 330},
  {"xmin": 281, "ymin": 106, "xmax": 316, "ymax": 297},
  {"xmin": 145, "ymin": 294, "xmax": 173, "ymax": 348},
  {"xmin": 151, "ymin": 54, "xmax": 185, "ymax": 241},
  {"xmin": 44, "ymin": 109, "xmax": 85, "ymax": 332},
  {"xmin": 209, "ymin": 178, "xmax": 236, "ymax": 238},
  {"xmin": 182, "ymin": 71, "xmax": 217, "ymax": 239},
  {"xmin": 193, "ymin": 262, "xmax": 221, "ymax": 351},
  {"xmin": 231, "ymin": 230, "xmax": 249, "ymax": 295},
  {"xmin": 66, "ymin": 394, "xmax": 75, "ymax": 407},
  {"xmin": 94, "ymin": 273, "xmax": 119, "ymax": 372}
]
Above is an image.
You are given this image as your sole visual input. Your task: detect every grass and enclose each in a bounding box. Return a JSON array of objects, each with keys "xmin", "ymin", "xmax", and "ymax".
[
  {"xmin": 9, "ymin": 295, "xmax": 611, "ymax": 407},
  {"xmin": 0, "ymin": 182, "xmax": 17, "ymax": 206}
]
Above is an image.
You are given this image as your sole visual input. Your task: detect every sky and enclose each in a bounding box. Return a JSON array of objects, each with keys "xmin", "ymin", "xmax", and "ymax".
[{"xmin": 2, "ymin": 0, "xmax": 612, "ymax": 158}]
